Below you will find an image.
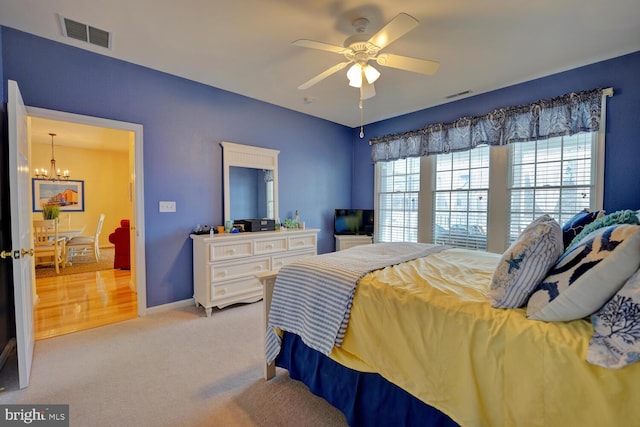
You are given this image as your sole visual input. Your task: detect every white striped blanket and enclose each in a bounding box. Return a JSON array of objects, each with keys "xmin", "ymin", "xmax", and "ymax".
[{"xmin": 265, "ymin": 242, "xmax": 449, "ymax": 364}]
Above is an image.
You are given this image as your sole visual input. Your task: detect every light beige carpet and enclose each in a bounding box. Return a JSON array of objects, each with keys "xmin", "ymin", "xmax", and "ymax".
[
  {"xmin": 0, "ymin": 301, "xmax": 348, "ymax": 427},
  {"xmin": 35, "ymin": 247, "xmax": 116, "ymax": 278}
]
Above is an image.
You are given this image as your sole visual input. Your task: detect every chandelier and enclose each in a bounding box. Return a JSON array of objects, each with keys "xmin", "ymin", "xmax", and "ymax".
[{"xmin": 34, "ymin": 133, "xmax": 70, "ymax": 180}]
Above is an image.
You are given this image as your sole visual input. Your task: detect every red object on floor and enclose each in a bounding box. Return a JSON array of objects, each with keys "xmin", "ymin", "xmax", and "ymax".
[{"xmin": 108, "ymin": 219, "xmax": 131, "ymax": 270}]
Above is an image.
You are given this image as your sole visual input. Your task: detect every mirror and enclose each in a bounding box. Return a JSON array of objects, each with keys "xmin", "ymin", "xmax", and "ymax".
[{"xmin": 222, "ymin": 141, "xmax": 279, "ymax": 224}]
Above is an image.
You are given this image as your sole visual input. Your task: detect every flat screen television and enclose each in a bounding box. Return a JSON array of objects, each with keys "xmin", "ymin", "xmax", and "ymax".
[{"xmin": 334, "ymin": 209, "xmax": 374, "ymax": 236}]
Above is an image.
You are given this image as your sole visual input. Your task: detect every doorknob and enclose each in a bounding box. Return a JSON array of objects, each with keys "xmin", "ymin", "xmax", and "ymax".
[{"xmin": 1, "ymin": 248, "xmax": 34, "ymax": 259}]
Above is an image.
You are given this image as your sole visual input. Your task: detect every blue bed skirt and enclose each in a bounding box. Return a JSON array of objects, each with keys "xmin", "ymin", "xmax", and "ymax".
[{"xmin": 276, "ymin": 332, "xmax": 459, "ymax": 427}]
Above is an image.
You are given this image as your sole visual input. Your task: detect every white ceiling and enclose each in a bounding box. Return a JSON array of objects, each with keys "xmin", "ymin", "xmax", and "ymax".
[
  {"xmin": 2, "ymin": 0, "xmax": 639, "ymax": 133},
  {"xmin": 29, "ymin": 117, "xmax": 130, "ymax": 152}
]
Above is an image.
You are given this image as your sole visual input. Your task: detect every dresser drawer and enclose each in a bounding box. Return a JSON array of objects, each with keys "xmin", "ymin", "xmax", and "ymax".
[
  {"xmin": 209, "ymin": 241, "xmax": 253, "ymax": 261},
  {"xmin": 272, "ymin": 249, "xmax": 316, "ymax": 270},
  {"xmin": 288, "ymin": 233, "xmax": 317, "ymax": 251},
  {"xmin": 210, "ymin": 257, "xmax": 270, "ymax": 282},
  {"xmin": 254, "ymin": 236, "xmax": 287, "ymax": 255},
  {"xmin": 211, "ymin": 276, "xmax": 262, "ymax": 299}
]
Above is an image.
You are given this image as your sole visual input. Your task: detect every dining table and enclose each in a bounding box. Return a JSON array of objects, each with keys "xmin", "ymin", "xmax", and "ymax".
[{"xmin": 57, "ymin": 225, "xmax": 86, "ymax": 240}]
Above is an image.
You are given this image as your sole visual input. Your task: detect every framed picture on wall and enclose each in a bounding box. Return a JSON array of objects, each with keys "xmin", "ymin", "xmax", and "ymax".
[{"xmin": 32, "ymin": 179, "xmax": 85, "ymax": 212}]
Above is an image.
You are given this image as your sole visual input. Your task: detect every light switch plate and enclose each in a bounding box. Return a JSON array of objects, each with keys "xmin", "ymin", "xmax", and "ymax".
[{"xmin": 159, "ymin": 201, "xmax": 176, "ymax": 212}]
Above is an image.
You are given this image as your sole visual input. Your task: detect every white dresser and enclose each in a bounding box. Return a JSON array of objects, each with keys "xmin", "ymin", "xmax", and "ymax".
[
  {"xmin": 191, "ymin": 228, "xmax": 319, "ymax": 316},
  {"xmin": 334, "ymin": 234, "xmax": 373, "ymax": 251}
]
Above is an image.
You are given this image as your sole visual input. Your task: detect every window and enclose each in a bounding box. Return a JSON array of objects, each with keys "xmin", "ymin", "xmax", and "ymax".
[
  {"xmin": 508, "ymin": 133, "xmax": 597, "ymax": 242},
  {"xmin": 375, "ymin": 157, "xmax": 420, "ymax": 242},
  {"xmin": 370, "ymin": 89, "xmax": 607, "ymax": 250},
  {"xmin": 433, "ymin": 146, "xmax": 490, "ymax": 250},
  {"xmin": 373, "ymin": 132, "xmax": 602, "ymax": 251}
]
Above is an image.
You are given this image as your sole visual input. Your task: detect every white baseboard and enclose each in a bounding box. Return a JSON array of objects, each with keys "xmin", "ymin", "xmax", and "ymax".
[{"xmin": 145, "ymin": 298, "xmax": 194, "ymax": 315}]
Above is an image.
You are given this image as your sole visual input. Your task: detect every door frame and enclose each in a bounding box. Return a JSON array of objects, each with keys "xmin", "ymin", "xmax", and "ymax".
[{"xmin": 27, "ymin": 107, "xmax": 147, "ymax": 316}]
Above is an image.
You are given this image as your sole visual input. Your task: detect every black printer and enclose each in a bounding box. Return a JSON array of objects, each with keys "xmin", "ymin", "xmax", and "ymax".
[{"xmin": 234, "ymin": 218, "xmax": 276, "ymax": 232}]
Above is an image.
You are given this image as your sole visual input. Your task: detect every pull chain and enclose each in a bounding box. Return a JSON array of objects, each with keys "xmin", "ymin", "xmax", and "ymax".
[{"xmin": 359, "ymin": 85, "xmax": 365, "ymax": 138}]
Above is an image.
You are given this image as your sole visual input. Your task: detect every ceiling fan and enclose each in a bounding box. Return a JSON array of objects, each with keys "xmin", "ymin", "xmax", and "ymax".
[{"xmin": 294, "ymin": 12, "xmax": 440, "ymax": 100}]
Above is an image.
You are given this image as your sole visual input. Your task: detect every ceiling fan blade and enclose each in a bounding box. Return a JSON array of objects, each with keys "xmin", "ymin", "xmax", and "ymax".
[
  {"xmin": 292, "ymin": 39, "xmax": 347, "ymax": 54},
  {"xmin": 367, "ymin": 13, "xmax": 419, "ymax": 50},
  {"xmin": 376, "ymin": 53, "xmax": 440, "ymax": 75},
  {"xmin": 298, "ymin": 62, "xmax": 351, "ymax": 90},
  {"xmin": 361, "ymin": 80, "xmax": 376, "ymax": 100}
]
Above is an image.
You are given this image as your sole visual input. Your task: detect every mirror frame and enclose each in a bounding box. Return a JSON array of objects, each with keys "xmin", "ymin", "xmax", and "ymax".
[{"xmin": 221, "ymin": 141, "xmax": 279, "ymax": 224}]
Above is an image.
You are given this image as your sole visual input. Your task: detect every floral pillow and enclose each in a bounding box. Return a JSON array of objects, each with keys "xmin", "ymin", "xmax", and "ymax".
[
  {"xmin": 489, "ymin": 215, "xmax": 563, "ymax": 308},
  {"xmin": 566, "ymin": 209, "xmax": 639, "ymax": 251},
  {"xmin": 587, "ymin": 268, "xmax": 640, "ymax": 369},
  {"xmin": 526, "ymin": 224, "xmax": 640, "ymax": 321},
  {"xmin": 561, "ymin": 209, "xmax": 603, "ymax": 249}
]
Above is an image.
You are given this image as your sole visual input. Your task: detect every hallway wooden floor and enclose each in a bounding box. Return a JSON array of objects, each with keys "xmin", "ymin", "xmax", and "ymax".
[{"xmin": 34, "ymin": 269, "xmax": 138, "ymax": 340}]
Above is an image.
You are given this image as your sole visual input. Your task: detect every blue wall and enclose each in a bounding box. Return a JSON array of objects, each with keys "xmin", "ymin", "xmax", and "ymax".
[
  {"xmin": 3, "ymin": 24, "xmax": 639, "ymax": 308},
  {"xmin": 350, "ymin": 51, "xmax": 640, "ymax": 212},
  {"xmin": 1, "ymin": 27, "xmax": 352, "ymax": 307}
]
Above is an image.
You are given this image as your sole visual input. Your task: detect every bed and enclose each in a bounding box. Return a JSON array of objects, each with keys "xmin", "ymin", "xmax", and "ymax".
[{"xmin": 261, "ymin": 214, "xmax": 640, "ymax": 426}]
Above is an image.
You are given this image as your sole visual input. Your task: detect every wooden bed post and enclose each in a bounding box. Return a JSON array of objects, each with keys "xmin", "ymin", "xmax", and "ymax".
[{"xmin": 256, "ymin": 271, "xmax": 278, "ymax": 380}]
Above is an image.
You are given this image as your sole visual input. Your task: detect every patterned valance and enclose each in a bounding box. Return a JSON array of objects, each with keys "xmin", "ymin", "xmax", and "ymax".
[{"xmin": 370, "ymin": 88, "xmax": 607, "ymax": 163}]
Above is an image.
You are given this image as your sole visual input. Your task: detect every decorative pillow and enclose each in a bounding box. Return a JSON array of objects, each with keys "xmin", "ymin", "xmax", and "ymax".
[
  {"xmin": 561, "ymin": 209, "xmax": 603, "ymax": 249},
  {"xmin": 489, "ymin": 215, "xmax": 563, "ymax": 308},
  {"xmin": 587, "ymin": 268, "xmax": 640, "ymax": 369},
  {"xmin": 526, "ymin": 224, "xmax": 640, "ymax": 321},
  {"xmin": 566, "ymin": 209, "xmax": 639, "ymax": 250}
]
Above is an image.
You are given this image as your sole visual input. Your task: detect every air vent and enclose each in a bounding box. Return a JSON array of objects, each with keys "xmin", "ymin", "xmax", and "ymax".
[
  {"xmin": 445, "ymin": 90, "xmax": 472, "ymax": 100},
  {"xmin": 59, "ymin": 15, "xmax": 112, "ymax": 49}
]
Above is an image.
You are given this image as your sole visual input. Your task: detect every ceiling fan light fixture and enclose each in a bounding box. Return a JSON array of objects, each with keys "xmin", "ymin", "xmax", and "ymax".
[
  {"xmin": 348, "ymin": 63, "xmax": 380, "ymax": 88},
  {"xmin": 347, "ymin": 63, "xmax": 363, "ymax": 87},
  {"xmin": 363, "ymin": 64, "xmax": 380, "ymax": 84}
]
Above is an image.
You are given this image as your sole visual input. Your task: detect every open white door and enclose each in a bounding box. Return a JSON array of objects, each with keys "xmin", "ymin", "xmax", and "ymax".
[
  {"xmin": 8, "ymin": 80, "xmax": 35, "ymax": 389},
  {"xmin": 128, "ymin": 132, "xmax": 137, "ymax": 293}
]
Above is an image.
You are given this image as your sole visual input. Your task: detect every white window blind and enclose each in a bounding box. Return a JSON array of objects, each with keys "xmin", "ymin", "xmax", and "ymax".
[
  {"xmin": 433, "ymin": 146, "xmax": 490, "ymax": 249},
  {"xmin": 376, "ymin": 157, "xmax": 420, "ymax": 242},
  {"xmin": 508, "ymin": 133, "xmax": 597, "ymax": 241}
]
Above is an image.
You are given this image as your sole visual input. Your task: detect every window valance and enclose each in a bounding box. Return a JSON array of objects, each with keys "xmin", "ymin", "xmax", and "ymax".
[{"xmin": 370, "ymin": 88, "xmax": 607, "ymax": 163}]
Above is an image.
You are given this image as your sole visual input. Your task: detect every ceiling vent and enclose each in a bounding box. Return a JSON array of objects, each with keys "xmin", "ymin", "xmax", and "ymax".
[
  {"xmin": 445, "ymin": 90, "xmax": 472, "ymax": 100},
  {"xmin": 59, "ymin": 15, "xmax": 112, "ymax": 49}
]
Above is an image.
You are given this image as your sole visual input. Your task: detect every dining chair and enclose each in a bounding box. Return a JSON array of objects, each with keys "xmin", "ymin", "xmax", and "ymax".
[
  {"xmin": 33, "ymin": 219, "xmax": 65, "ymax": 274},
  {"xmin": 67, "ymin": 213, "xmax": 105, "ymax": 263}
]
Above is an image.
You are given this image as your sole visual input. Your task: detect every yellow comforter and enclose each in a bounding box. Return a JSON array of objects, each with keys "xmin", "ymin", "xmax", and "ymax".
[{"xmin": 329, "ymin": 248, "xmax": 639, "ymax": 427}]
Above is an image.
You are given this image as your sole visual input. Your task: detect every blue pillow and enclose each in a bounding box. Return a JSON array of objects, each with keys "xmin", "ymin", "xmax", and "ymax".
[
  {"xmin": 561, "ymin": 209, "xmax": 602, "ymax": 249},
  {"xmin": 527, "ymin": 224, "xmax": 640, "ymax": 321},
  {"xmin": 567, "ymin": 209, "xmax": 639, "ymax": 251},
  {"xmin": 587, "ymin": 268, "xmax": 640, "ymax": 369}
]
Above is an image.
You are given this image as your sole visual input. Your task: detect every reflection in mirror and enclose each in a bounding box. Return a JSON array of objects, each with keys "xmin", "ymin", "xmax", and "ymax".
[
  {"xmin": 222, "ymin": 141, "xmax": 279, "ymax": 224},
  {"xmin": 229, "ymin": 167, "xmax": 274, "ymax": 219}
]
